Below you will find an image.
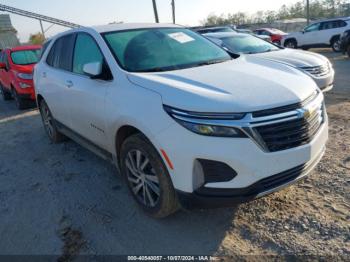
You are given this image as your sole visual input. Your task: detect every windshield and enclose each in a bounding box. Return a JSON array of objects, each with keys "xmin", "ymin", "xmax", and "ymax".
[
  {"xmin": 10, "ymin": 49, "xmax": 41, "ymax": 65},
  {"xmin": 103, "ymin": 28, "xmax": 231, "ymax": 72},
  {"xmin": 220, "ymin": 34, "xmax": 280, "ymax": 54}
]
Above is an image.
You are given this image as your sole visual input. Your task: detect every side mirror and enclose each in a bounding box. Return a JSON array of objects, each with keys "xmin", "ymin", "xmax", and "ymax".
[
  {"xmin": 0, "ymin": 62, "xmax": 6, "ymax": 70},
  {"xmin": 83, "ymin": 62, "xmax": 102, "ymax": 78}
]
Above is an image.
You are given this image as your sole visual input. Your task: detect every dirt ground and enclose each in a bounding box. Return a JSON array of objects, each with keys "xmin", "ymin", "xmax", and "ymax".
[{"xmin": 0, "ymin": 49, "xmax": 349, "ymax": 259}]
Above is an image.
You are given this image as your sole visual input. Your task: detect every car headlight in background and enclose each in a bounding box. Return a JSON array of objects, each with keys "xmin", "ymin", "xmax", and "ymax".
[
  {"xmin": 19, "ymin": 82, "xmax": 31, "ymax": 89},
  {"xmin": 163, "ymin": 105, "xmax": 247, "ymax": 137},
  {"xmin": 17, "ymin": 73, "xmax": 33, "ymax": 80}
]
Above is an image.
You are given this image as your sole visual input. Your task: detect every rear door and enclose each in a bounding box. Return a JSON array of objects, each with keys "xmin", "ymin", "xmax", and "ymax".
[
  {"xmin": 300, "ymin": 22, "xmax": 321, "ymax": 46},
  {"xmin": 320, "ymin": 20, "xmax": 348, "ymax": 44},
  {"xmin": 63, "ymin": 32, "xmax": 113, "ymax": 148},
  {"xmin": 39, "ymin": 34, "xmax": 76, "ymax": 125}
]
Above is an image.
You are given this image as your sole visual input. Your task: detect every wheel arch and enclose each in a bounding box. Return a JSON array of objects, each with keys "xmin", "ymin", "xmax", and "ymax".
[
  {"xmin": 115, "ymin": 125, "xmax": 146, "ymax": 163},
  {"xmin": 36, "ymin": 94, "xmax": 45, "ymax": 108},
  {"xmin": 284, "ymin": 37, "xmax": 297, "ymax": 47},
  {"xmin": 330, "ymin": 34, "xmax": 341, "ymax": 44}
]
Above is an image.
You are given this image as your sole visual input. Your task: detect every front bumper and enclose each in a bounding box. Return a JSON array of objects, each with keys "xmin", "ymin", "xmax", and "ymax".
[
  {"xmin": 310, "ymin": 69, "xmax": 335, "ymax": 92},
  {"xmin": 153, "ymin": 92, "xmax": 328, "ymax": 208},
  {"xmin": 13, "ymin": 79, "xmax": 36, "ymax": 101},
  {"xmin": 177, "ymin": 147, "xmax": 325, "ymax": 209}
]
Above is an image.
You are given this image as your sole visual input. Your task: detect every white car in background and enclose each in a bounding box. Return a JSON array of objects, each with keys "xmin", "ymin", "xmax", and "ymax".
[
  {"xmin": 281, "ymin": 17, "xmax": 350, "ymax": 52},
  {"xmin": 34, "ymin": 23, "xmax": 328, "ymax": 218},
  {"xmin": 205, "ymin": 32, "xmax": 334, "ymax": 92}
]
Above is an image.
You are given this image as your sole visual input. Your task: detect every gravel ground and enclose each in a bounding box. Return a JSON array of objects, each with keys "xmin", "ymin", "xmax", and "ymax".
[{"xmin": 0, "ymin": 49, "xmax": 349, "ymax": 259}]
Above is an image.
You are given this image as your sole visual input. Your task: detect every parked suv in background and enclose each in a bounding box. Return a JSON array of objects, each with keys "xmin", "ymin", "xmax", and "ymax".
[
  {"xmin": 205, "ymin": 32, "xmax": 334, "ymax": 92},
  {"xmin": 282, "ymin": 17, "xmax": 350, "ymax": 52},
  {"xmin": 0, "ymin": 45, "xmax": 41, "ymax": 109},
  {"xmin": 340, "ymin": 29, "xmax": 350, "ymax": 57},
  {"xmin": 34, "ymin": 24, "xmax": 328, "ymax": 218}
]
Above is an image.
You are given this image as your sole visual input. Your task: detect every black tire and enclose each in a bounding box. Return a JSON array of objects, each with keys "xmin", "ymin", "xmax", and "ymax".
[
  {"xmin": 39, "ymin": 99, "xmax": 67, "ymax": 143},
  {"xmin": 331, "ymin": 36, "xmax": 341, "ymax": 52},
  {"xmin": 12, "ymin": 88, "xmax": 27, "ymax": 110},
  {"xmin": 347, "ymin": 45, "xmax": 350, "ymax": 58},
  {"xmin": 120, "ymin": 133, "xmax": 180, "ymax": 218},
  {"xmin": 284, "ymin": 39, "xmax": 297, "ymax": 49},
  {"xmin": 0, "ymin": 83, "xmax": 12, "ymax": 101}
]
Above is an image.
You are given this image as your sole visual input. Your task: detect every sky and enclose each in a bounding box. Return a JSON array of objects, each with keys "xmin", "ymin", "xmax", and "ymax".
[{"xmin": 1, "ymin": 0, "xmax": 298, "ymax": 42}]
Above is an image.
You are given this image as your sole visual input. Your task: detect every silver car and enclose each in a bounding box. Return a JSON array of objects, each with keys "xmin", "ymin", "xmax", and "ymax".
[{"xmin": 205, "ymin": 32, "xmax": 334, "ymax": 92}]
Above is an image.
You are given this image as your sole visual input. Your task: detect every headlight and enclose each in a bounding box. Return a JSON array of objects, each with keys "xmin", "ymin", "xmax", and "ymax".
[
  {"xmin": 164, "ymin": 105, "xmax": 247, "ymax": 137},
  {"xmin": 19, "ymin": 82, "xmax": 31, "ymax": 89},
  {"xmin": 17, "ymin": 73, "xmax": 33, "ymax": 80}
]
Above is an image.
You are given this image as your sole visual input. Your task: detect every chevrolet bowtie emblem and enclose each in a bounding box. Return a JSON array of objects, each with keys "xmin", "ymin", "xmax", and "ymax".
[{"xmin": 298, "ymin": 108, "xmax": 314, "ymax": 119}]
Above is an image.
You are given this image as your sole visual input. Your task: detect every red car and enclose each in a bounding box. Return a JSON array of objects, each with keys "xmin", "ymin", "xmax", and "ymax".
[
  {"xmin": 253, "ymin": 28, "xmax": 287, "ymax": 45},
  {"xmin": 0, "ymin": 45, "xmax": 41, "ymax": 109}
]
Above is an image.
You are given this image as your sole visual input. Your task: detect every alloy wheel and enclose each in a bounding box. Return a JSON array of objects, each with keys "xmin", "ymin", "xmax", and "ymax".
[
  {"xmin": 333, "ymin": 40, "xmax": 341, "ymax": 52},
  {"xmin": 41, "ymin": 104, "xmax": 54, "ymax": 139},
  {"xmin": 286, "ymin": 41, "xmax": 296, "ymax": 48},
  {"xmin": 125, "ymin": 149, "xmax": 160, "ymax": 207}
]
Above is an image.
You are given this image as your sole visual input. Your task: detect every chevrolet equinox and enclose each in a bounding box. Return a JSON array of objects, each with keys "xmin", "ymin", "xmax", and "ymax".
[{"xmin": 34, "ymin": 24, "xmax": 328, "ymax": 218}]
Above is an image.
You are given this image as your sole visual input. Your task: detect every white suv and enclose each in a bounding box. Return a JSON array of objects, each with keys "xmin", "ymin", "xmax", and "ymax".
[
  {"xmin": 34, "ymin": 24, "xmax": 328, "ymax": 218},
  {"xmin": 282, "ymin": 17, "xmax": 350, "ymax": 52}
]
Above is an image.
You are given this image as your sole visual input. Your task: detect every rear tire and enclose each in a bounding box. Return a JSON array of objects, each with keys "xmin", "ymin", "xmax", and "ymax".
[
  {"xmin": 12, "ymin": 88, "xmax": 27, "ymax": 110},
  {"xmin": 331, "ymin": 37, "xmax": 341, "ymax": 52},
  {"xmin": 284, "ymin": 39, "xmax": 297, "ymax": 49},
  {"xmin": 0, "ymin": 84, "xmax": 12, "ymax": 101},
  {"xmin": 120, "ymin": 133, "xmax": 180, "ymax": 218},
  {"xmin": 39, "ymin": 100, "xmax": 67, "ymax": 143}
]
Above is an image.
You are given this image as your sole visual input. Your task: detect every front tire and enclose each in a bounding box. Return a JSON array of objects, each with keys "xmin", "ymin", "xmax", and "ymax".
[
  {"xmin": 331, "ymin": 37, "xmax": 341, "ymax": 52},
  {"xmin": 120, "ymin": 134, "xmax": 179, "ymax": 218},
  {"xmin": 12, "ymin": 89, "xmax": 27, "ymax": 110},
  {"xmin": 284, "ymin": 39, "xmax": 297, "ymax": 49},
  {"xmin": 39, "ymin": 100, "xmax": 67, "ymax": 143},
  {"xmin": 0, "ymin": 84, "xmax": 12, "ymax": 101}
]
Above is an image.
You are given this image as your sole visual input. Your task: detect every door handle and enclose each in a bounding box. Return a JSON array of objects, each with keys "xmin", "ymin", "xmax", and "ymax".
[
  {"xmin": 65, "ymin": 80, "xmax": 74, "ymax": 88},
  {"xmin": 42, "ymin": 72, "xmax": 47, "ymax": 78}
]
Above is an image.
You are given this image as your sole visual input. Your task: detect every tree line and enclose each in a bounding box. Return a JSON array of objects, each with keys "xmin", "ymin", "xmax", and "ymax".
[{"xmin": 201, "ymin": 0, "xmax": 350, "ymax": 26}]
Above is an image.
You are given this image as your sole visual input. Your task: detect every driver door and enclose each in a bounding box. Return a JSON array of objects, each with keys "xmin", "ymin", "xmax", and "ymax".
[
  {"xmin": 300, "ymin": 23, "xmax": 321, "ymax": 46},
  {"xmin": 63, "ymin": 33, "xmax": 113, "ymax": 149}
]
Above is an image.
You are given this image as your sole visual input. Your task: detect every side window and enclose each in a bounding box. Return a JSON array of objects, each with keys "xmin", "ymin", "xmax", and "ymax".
[
  {"xmin": 46, "ymin": 34, "xmax": 75, "ymax": 71},
  {"xmin": 40, "ymin": 40, "xmax": 52, "ymax": 59},
  {"xmin": 73, "ymin": 33, "xmax": 103, "ymax": 75},
  {"xmin": 0, "ymin": 52, "xmax": 3, "ymax": 63},
  {"xmin": 261, "ymin": 30, "xmax": 271, "ymax": 36},
  {"xmin": 305, "ymin": 23, "xmax": 320, "ymax": 32},
  {"xmin": 337, "ymin": 20, "xmax": 346, "ymax": 28}
]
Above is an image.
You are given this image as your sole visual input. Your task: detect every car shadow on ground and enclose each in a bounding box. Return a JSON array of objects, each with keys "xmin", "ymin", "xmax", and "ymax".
[{"xmin": 0, "ymin": 104, "xmax": 238, "ymax": 255}]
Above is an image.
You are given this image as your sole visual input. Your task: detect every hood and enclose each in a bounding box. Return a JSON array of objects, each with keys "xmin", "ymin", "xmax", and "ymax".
[
  {"xmin": 252, "ymin": 48, "xmax": 329, "ymax": 68},
  {"xmin": 12, "ymin": 63, "xmax": 35, "ymax": 74},
  {"xmin": 127, "ymin": 56, "xmax": 318, "ymax": 113}
]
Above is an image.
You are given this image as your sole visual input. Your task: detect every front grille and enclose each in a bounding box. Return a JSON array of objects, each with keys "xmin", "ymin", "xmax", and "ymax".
[
  {"xmin": 300, "ymin": 64, "xmax": 330, "ymax": 77},
  {"xmin": 255, "ymin": 104, "xmax": 324, "ymax": 152}
]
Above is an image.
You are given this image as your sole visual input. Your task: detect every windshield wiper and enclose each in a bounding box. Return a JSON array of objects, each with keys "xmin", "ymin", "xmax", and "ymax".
[
  {"xmin": 135, "ymin": 66, "xmax": 179, "ymax": 73},
  {"xmin": 195, "ymin": 59, "xmax": 230, "ymax": 67}
]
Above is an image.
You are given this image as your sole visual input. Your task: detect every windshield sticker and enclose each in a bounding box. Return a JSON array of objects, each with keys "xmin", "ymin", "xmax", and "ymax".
[{"xmin": 168, "ymin": 32, "xmax": 195, "ymax": 44}]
